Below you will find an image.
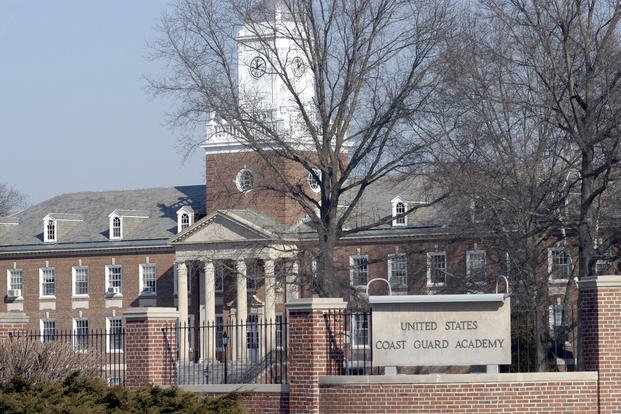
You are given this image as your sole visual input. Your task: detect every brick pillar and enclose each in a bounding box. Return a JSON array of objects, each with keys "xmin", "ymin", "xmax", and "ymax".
[
  {"xmin": 0, "ymin": 313, "xmax": 29, "ymax": 339},
  {"xmin": 286, "ymin": 297, "xmax": 347, "ymax": 414},
  {"xmin": 123, "ymin": 307, "xmax": 179, "ymax": 389},
  {"xmin": 579, "ymin": 275, "xmax": 621, "ymax": 414}
]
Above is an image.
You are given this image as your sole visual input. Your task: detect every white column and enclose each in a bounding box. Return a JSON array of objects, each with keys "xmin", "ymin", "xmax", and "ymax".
[
  {"xmin": 286, "ymin": 260, "xmax": 300, "ymax": 302},
  {"xmin": 236, "ymin": 259, "xmax": 248, "ymax": 362},
  {"xmin": 177, "ymin": 262, "xmax": 189, "ymax": 362},
  {"xmin": 264, "ymin": 259, "xmax": 276, "ymax": 355},
  {"xmin": 202, "ymin": 260, "xmax": 216, "ymax": 361}
]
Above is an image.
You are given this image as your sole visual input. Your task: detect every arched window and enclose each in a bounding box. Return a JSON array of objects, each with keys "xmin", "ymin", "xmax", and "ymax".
[
  {"xmin": 395, "ymin": 202, "xmax": 406, "ymax": 225},
  {"xmin": 181, "ymin": 213, "xmax": 190, "ymax": 230},
  {"xmin": 46, "ymin": 220, "xmax": 56, "ymax": 242},
  {"xmin": 112, "ymin": 216, "xmax": 121, "ymax": 239}
]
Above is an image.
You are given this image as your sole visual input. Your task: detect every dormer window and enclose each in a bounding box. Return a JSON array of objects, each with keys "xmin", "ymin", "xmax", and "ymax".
[
  {"xmin": 43, "ymin": 216, "xmax": 57, "ymax": 243},
  {"xmin": 176, "ymin": 207, "xmax": 195, "ymax": 233},
  {"xmin": 391, "ymin": 197, "xmax": 407, "ymax": 226},
  {"xmin": 109, "ymin": 215, "xmax": 122, "ymax": 239}
]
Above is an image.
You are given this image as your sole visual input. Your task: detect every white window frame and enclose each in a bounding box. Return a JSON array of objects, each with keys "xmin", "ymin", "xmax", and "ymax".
[
  {"xmin": 105, "ymin": 265, "xmax": 123, "ymax": 296},
  {"xmin": 387, "ymin": 254, "xmax": 407, "ymax": 293},
  {"xmin": 110, "ymin": 215, "xmax": 122, "ymax": 239},
  {"xmin": 139, "ymin": 263, "xmax": 157, "ymax": 296},
  {"xmin": 466, "ymin": 250, "xmax": 486, "ymax": 281},
  {"xmin": 44, "ymin": 218, "xmax": 57, "ymax": 242},
  {"xmin": 41, "ymin": 319, "xmax": 56, "ymax": 342},
  {"xmin": 73, "ymin": 318, "xmax": 89, "ymax": 351},
  {"xmin": 426, "ymin": 252, "xmax": 447, "ymax": 287},
  {"xmin": 351, "ymin": 312, "xmax": 370, "ymax": 349},
  {"xmin": 176, "ymin": 207, "xmax": 194, "ymax": 233},
  {"xmin": 106, "ymin": 317, "xmax": 124, "ymax": 353},
  {"xmin": 72, "ymin": 266, "xmax": 89, "ymax": 297},
  {"xmin": 548, "ymin": 247, "xmax": 571, "ymax": 282},
  {"xmin": 275, "ymin": 313, "xmax": 284, "ymax": 349},
  {"xmin": 39, "ymin": 267, "xmax": 56, "ymax": 298},
  {"xmin": 349, "ymin": 255, "xmax": 369, "ymax": 287},
  {"xmin": 391, "ymin": 197, "xmax": 407, "ymax": 227},
  {"xmin": 7, "ymin": 268, "xmax": 23, "ymax": 298}
]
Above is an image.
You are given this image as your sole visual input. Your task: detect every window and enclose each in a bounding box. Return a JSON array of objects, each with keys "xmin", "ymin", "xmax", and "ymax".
[
  {"xmin": 7, "ymin": 269, "xmax": 23, "ymax": 297},
  {"xmin": 74, "ymin": 319, "xmax": 89, "ymax": 351},
  {"xmin": 111, "ymin": 216, "xmax": 121, "ymax": 239},
  {"xmin": 246, "ymin": 261, "xmax": 258, "ymax": 292},
  {"xmin": 275, "ymin": 314, "xmax": 284, "ymax": 349},
  {"xmin": 466, "ymin": 250, "xmax": 486, "ymax": 282},
  {"xmin": 72, "ymin": 266, "xmax": 89, "ymax": 296},
  {"xmin": 388, "ymin": 254, "xmax": 407, "ymax": 293},
  {"xmin": 596, "ymin": 260, "xmax": 610, "ymax": 275},
  {"xmin": 350, "ymin": 255, "xmax": 368, "ymax": 287},
  {"xmin": 548, "ymin": 303, "xmax": 571, "ymax": 339},
  {"xmin": 40, "ymin": 267, "xmax": 56, "ymax": 298},
  {"xmin": 351, "ymin": 312, "xmax": 369, "ymax": 348},
  {"xmin": 107, "ymin": 317, "xmax": 123, "ymax": 352},
  {"xmin": 41, "ymin": 319, "xmax": 56, "ymax": 342},
  {"xmin": 215, "ymin": 263, "xmax": 224, "ymax": 293},
  {"xmin": 181, "ymin": 213, "xmax": 190, "ymax": 230},
  {"xmin": 427, "ymin": 252, "xmax": 446, "ymax": 286},
  {"xmin": 548, "ymin": 247, "xmax": 571, "ymax": 281},
  {"xmin": 140, "ymin": 264, "xmax": 157, "ymax": 295},
  {"xmin": 308, "ymin": 169, "xmax": 321, "ymax": 193},
  {"xmin": 235, "ymin": 169, "xmax": 254, "ymax": 192},
  {"xmin": 106, "ymin": 265, "xmax": 122, "ymax": 295},
  {"xmin": 44, "ymin": 219, "xmax": 56, "ymax": 242},
  {"xmin": 216, "ymin": 315, "xmax": 224, "ymax": 350},
  {"xmin": 391, "ymin": 198, "xmax": 407, "ymax": 226}
]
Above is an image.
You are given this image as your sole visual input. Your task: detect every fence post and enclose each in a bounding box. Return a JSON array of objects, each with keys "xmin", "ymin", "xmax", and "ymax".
[
  {"xmin": 579, "ymin": 275, "xmax": 621, "ymax": 414},
  {"xmin": 286, "ymin": 297, "xmax": 347, "ymax": 414},
  {"xmin": 123, "ymin": 307, "xmax": 179, "ymax": 389},
  {"xmin": 0, "ymin": 313, "xmax": 29, "ymax": 339}
]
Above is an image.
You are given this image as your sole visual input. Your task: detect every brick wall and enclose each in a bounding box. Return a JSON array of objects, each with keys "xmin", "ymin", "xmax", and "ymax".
[
  {"xmin": 123, "ymin": 307, "xmax": 178, "ymax": 389},
  {"xmin": 0, "ymin": 312, "xmax": 28, "ymax": 339},
  {"xmin": 319, "ymin": 375, "xmax": 597, "ymax": 413}
]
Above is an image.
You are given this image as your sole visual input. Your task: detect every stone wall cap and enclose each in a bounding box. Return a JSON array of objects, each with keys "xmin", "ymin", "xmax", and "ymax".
[
  {"xmin": 285, "ymin": 297, "xmax": 348, "ymax": 311},
  {"xmin": 0, "ymin": 312, "xmax": 29, "ymax": 324},
  {"xmin": 123, "ymin": 307, "xmax": 179, "ymax": 321},
  {"xmin": 579, "ymin": 275, "xmax": 621, "ymax": 290},
  {"xmin": 319, "ymin": 371, "xmax": 598, "ymax": 385}
]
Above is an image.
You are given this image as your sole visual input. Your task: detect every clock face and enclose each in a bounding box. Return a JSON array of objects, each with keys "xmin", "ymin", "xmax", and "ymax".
[
  {"xmin": 291, "ymin": 56, "xmax": 305, "ymax": 77},
  {"xmin": 249, "ymin": 56, "xmax": 266, "ymax": 78}
]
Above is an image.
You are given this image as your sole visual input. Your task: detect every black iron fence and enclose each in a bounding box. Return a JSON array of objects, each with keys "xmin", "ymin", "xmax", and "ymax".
[
  {"xmin": 9, "ymin": 329, "xmax": 126, "ymax": 385},
  {"xmin": 324, "ymin": 305, "xmax": 578, "ymax": 375},
  {"xmin": 170, "ymin": 316, "xmax": 287, "ymax": 385}
]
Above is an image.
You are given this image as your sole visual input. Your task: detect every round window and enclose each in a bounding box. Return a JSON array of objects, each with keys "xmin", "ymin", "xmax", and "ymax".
[
  {"xmin": 308, "ymin": 169, "xmax": 321, "ymax": 193},
  {"xmin": 236, "ymin": 169, "xmax": 254, "ymax": 192}
]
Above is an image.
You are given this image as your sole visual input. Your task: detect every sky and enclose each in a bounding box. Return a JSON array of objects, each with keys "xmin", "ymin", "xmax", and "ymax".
[{"xmin": 0, "ymin": 1, "xmax": 204, "ymax": 208}]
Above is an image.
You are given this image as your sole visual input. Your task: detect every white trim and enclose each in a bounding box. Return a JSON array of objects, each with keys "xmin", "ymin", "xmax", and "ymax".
[
  {"xmin": 7, "ymin": 268, "xmax": 23, "ymax": 298},
  {"xmin": 105, "ymin": 265, "xmax": 123, "ymax": 297},
  {"xmin": 391, "ymin": 196, "xmax": 407, "ymax": 227},
  {"xmin": 39, "ymin": 267, "xmax": 56, "ymax": 299},
  {"xmin": 176, "ymin": 207, "xmax": 195, "ymax": 233},
  {"xmin": 426, "ymin": 251, "xmax": 446, "ymax": 287},
  {"xmin": 466, "ymin": 250, "xmax": 486, "ymax": 280},
  {"xmin": 139, "ymin": 263, "xmax": 157, "ymax": 296},
  {"xmin": 43, "ymin": 216, "xmax": 57, "ymax": 243},
  {"xmin": 72, "ymin": 266, "xmax": 89, "ymax": 298},
  {"xmin": 349, "ymin": 255, "xmax": 369, "ymax": 287},
  {"xmin": 387, "ymin": 253, "xmax": 407, "ymax": 293},
  {"xmin": 106, "ymin": 317, "xmax": 124, "ymax": 353},
  {"xmin": 73, "ymin": 317, "xmax": 89, "ymax": 351},
  {"xmin": 109, "ymin": 215, "xmax": 122, "ymax": 240}
]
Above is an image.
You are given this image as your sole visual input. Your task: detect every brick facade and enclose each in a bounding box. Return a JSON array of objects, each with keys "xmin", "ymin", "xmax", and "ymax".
[{"xmin": 0, "ymin": 312, "xmax": 28, "ymax": 339}]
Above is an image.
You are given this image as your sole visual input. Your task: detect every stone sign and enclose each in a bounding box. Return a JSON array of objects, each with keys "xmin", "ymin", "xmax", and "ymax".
[{"xmin": 369, "ymin": 294, "xmax": 511, "ymax": 366}]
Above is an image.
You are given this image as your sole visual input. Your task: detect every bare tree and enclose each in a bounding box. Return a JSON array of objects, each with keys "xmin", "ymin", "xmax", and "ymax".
[
  {"xmin": 479, "ymin": 0, "xmax": 621, "ymax": 280},
  {"xmin": 0, "ymin": 183, "xmax": 26, "ymax": 217},
  {"xmin": 149, "ymin": 0, "xmax": 454, "ymax": 294}
]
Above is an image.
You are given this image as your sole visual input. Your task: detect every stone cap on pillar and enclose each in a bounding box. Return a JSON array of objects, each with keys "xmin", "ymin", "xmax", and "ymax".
[
  {"xmin": 0, "ymin": 312, "xmax": 29, "ymax": 324},
  {"xmin": 123, "ymin": 307, "xmax": 180, "ymax": 321},
  {"xmin": 579, "ymin": 275, "xmax": 621, "ymax": 291},
  {"xmin": 285, "ymin": 297, "xmax": 348, "ymax": 312}
]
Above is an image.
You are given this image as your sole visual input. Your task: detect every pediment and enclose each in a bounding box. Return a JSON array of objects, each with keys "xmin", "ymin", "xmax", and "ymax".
[{"xmin": 170, "ymin": 211, "xmax": 273, "ymax": 245}]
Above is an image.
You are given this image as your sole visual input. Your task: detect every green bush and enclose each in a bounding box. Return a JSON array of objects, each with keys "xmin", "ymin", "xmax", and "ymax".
[{"xmin": 0, "ymin": 375, "xmax": 246, "ymax": 414}]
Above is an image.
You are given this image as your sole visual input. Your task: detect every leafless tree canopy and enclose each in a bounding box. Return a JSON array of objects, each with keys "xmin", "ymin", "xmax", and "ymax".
[
  {"xmin": 150, "ymin": 0, "xmax": 455, "ymax": 294},
  {"xmin": 0, "ymin": 183, "xmax": 26, "ymax": 217}
]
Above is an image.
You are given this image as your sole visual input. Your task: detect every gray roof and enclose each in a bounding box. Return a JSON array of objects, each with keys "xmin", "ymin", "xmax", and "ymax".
[{"xmin": 0, "ymin": 185, "xmax": 205, "ymax": 249}]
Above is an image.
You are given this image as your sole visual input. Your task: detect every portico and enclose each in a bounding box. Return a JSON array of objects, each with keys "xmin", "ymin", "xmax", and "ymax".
[{"xmin": 170, "ymin": 209, "xmax": 299, "ymax": 362}]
